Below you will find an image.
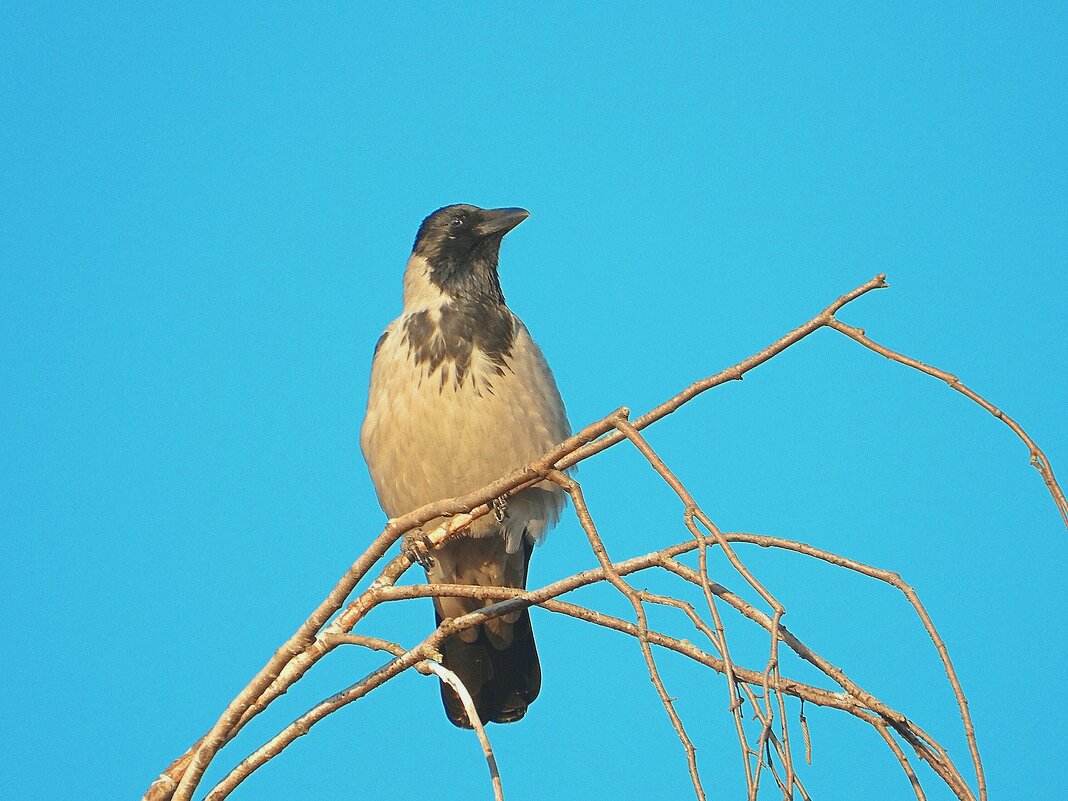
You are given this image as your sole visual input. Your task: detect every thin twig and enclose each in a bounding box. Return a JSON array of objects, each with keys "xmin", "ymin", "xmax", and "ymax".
[
  {"xmin": 545, "ymin": 468, "xmax": 708, "ymax": 801},
  {"xmin": 610, "ymin": 417, "xmax": 790, "ymax": 798},
  {"xmin": 555, "ymin": 274, "xmax": 891, "ymax": 472},
  {"xmin": 829, "ymin": 316, "xmax": 1067, "ymax": 536},
  {"xmin": 424, "ymin": 663, "xmax": 505, "ymax": 801},
  {"xmin": 369, "ymin": 575, "xmax": 975, "ymax": 799},
  {"xmin": 322, "ymin": 633, "xmax": 503, "ymax": 800},
  {"xmin": 875, "ymin": 722, "xmax": 928, "ymax": 801}
]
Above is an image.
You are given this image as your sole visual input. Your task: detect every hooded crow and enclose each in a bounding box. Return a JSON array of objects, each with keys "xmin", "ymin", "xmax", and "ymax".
[{"xmin": 361, "ymin": 204, "xmax": 570, "ymax": 726}]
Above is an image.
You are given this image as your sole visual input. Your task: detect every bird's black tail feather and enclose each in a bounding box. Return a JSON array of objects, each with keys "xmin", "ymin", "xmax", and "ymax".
[
  {"xmin": 435, "ymin": 603, "xmax": 541, "ymax": 727},
  {"xmin": 434, "ymin": 536, "xmax": 540, "ymax": 728}
]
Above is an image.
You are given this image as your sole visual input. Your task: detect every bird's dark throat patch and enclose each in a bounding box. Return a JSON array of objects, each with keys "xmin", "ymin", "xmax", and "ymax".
[{"xmin": 425, "ymin": 241, "xmax": 508, "ymax": 306}]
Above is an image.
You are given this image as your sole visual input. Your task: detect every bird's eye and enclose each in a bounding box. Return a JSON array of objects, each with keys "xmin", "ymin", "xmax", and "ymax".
[{"xmin": 450, "ymin": 216, "xmax": 464, "ymax": 227}]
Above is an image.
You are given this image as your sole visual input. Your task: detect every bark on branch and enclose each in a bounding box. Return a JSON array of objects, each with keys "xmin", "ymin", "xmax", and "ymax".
[{"xmin": 144, "ymin": 274, "xmax": 1063, "ymax": 801}]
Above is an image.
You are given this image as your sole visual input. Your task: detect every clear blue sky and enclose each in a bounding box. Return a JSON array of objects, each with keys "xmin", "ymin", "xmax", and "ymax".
[{"xmin": 3, "ymin": 4, "xmax": 1066, "ymax": 800}]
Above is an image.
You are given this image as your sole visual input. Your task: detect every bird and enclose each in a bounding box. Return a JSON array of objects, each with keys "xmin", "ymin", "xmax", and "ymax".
[{"xmin": 360, "ymin": 204, "xmax": 570, "ymax": 727}]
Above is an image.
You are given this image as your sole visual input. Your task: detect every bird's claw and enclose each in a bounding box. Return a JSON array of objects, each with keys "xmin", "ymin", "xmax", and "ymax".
[
  {"xmin": 402, "ymin": 530, "xmax": 436, "ymax": 569},
  {"xmin": 493, "ymin": 496, "xmax": 509, "ymax": 524}
]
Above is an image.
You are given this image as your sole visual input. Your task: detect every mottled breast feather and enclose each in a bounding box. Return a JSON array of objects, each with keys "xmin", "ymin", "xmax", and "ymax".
[{"xmin": 402, "ymin": 301, "xmax": 517, "ymax": 391}]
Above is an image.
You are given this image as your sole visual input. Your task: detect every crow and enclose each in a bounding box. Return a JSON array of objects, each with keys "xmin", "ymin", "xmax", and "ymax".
[{"xmin": 361, "ymin": 204, "xmax": 570, "ymax": 726}]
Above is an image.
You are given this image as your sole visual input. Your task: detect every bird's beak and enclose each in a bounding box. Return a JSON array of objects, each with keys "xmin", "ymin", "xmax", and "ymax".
[{"xmin": 473, "ymin": 207, "xmax": 530, "ymax": 238}]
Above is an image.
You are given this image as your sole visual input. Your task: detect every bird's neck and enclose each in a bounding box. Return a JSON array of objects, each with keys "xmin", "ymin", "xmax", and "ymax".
[
  {"xmin": 402, "ymin": 253, "xmax": 507, "ymax": 313},
  {"xmin": 402, "ymin": 254, "xmax": 451, "ymax": 311}
]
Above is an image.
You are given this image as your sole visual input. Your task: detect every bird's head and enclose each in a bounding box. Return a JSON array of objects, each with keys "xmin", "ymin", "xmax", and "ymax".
[{"xmin": 409, "ymin": 204, "xmax": 530, "ymax": 304}]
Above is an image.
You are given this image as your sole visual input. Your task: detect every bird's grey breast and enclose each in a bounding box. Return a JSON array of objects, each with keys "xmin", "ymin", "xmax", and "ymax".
[{"xmin": 361, "ymin": 301, "xmax": 569, "ymax": 549}]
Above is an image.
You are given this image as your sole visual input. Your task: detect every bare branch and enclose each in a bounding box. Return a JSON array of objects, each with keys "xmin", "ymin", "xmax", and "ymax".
[
  {"xmin": 875, "ymin": 721, "xmax": 928, "ymax": 801},
  {"xmin": 555, "ymin": 274, "xmax": 891, "ymax": 471},
  {"xmin": 828, "ymin": 317, "xmax": 1067, "ymax": 533},
  {"xmin": 154, "ymin": 276, "xmax": 890, "ymax": 800},
  {"xmin": 545, "ymin": 468, "xmax": 708, "ymax": 801},
  {"xmin": 142, "ymin": 272, "xmax": 1066, "ymax": 801},
  {"xmin": 424, "ymin": 663, "xmax": 505, "ymax": 801},
  {"xmin": 318, "ymin": 634, "xmax": 504, "ymax": 799}
]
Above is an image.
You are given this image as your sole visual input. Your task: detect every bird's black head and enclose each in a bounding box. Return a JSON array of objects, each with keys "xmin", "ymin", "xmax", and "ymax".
[{"xmin": 412, "ymin": 204, "xmax": 530, "ymax": 304}]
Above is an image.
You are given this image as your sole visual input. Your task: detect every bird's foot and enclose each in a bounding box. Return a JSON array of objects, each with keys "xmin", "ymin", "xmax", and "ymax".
[
  {"xmin": 402, "ymin": 529, "xmax": 436, "ymax": 569},
  {"xmin": 492, "ymin": 496, "xmax": 509, "ymax": 523}
]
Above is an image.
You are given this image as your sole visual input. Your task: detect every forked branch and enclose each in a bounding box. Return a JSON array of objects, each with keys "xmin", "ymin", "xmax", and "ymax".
[{"xmin": 145, "ymin": 274, "xmax": 1062, "ymax": 801}]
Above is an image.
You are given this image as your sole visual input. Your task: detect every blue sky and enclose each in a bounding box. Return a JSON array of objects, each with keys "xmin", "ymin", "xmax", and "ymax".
[{"xmin": 2, "ymin": 4, "xmax": 1066, "ymax": 800}]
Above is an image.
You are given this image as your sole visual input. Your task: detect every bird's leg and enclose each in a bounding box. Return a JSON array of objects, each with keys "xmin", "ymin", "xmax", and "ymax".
[
  {"xmin": 401, "ymin": 528, "xmax": 436, "ymax": 569},
  {"xmin": 492, "ymin": 496, "xmax": 509, "ymax": 524}
]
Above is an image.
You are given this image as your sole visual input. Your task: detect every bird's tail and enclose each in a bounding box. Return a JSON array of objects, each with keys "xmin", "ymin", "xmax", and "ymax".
[
  {"xmin": 435, "ymin": 601, "xmax": 541, "ymax": 727},
  {"xmin": 428, "ymin": 536, "xmax": 540, "ymax": 727}
]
